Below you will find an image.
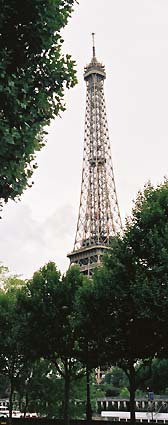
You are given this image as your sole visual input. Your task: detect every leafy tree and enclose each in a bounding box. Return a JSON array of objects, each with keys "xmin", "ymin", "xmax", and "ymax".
[
  {"xmin": 18, "ymin": 262, "xmax": 85, "ymax": 425},
  {"xmin": 88, "ymin": 180, "xmax": 168, "ymax": 423},
  {"xmin": 0, "ymin": 265, "xmax": 10, "ymax": 288},
  {"xmin": 80, "ymin": 235, "xmax": 159, "ymax": 424},
  {"xmin": 111, "ymin": 367, "xmax": 128, "ymax": 389},
  {"xmin": 0, "ymin": 288, "xmax": 30, "ymax": 421},
  {"xmin": 125, "ymin": 180, "xmax": 168, "ymax": 267},
  {"xmin": 75, "ymin": 278, "xmax": 101, "ymax": 420},
  {"xmin": 15, "ymin": 359, "xmax": 64, "ymax": 418},
  {"xmin": 124, "ymin": 180, "xmax": 168, "ymax": 357},
  {"xmin": 0, "ymin": 266, "xmax": 27, "ymax": 415},
  {"xmin": 0, "ymin": 0, "xmax": 77, "ymax": 211},
  {"xmin": 0, "ymin": 265, "xmax": 25, "ymax": 291},
  {"xmin": 69, "ymin": 374, "xmax": 92, "ymax": 419},
  {"xmin": 137, "ymin": 358, "xmax": 168, "ymax": 395},
  {"xmin": 102, "ymin": 367, "xmax": 129, "ymax": 397},
  {"xmin": 0, "ymin": 374, "xmax": 9, "ymax": 398},
  {"xmin": 16, "ymin": 360, "xmax": 95, "ymax": 420}
]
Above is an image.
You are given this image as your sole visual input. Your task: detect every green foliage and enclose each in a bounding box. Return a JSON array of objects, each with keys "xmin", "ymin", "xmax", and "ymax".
[
  {"xmin": 4, "ymin": 275, "xmax": 25, "ymax": 293},
  {"xmin": 92, "ymin": 237, "xmax": 158, "ymax": 368},
  {"xmin": 83, "ymin": 182, "xmax": 168, "ymax": 422},
  {"xmin": 75, "ymin": 276, "xmax": 102, "ymax": 370},
  {"xmin": 0, "ymin": 375, "xmax": 9, "ymax": 398},
  {"xmin": 100, "ymin": 368, "xmax": 129, "ymax": 399},
  {"xmin": 137, "ymin": 358, "xmax": 168, "ymax": 395},
  {"xmin": 15, "ymin": 359, "xmax": 64, "ymax": 418},
  {"xmin": 15, "ymin": 362, "xmax": 96, "ymax": 419},
  {"xmin": 18, "ymin": 262, "xmax": 86, "ymax": 423},
  {"xmin": 69, "ymin": 375, "xmax": 88, "ymax": 419},
  {"xmin": 0, "ymin": 264, "xmax": 11, "ymax": 288},
  {"xmin": 0, "ymin": 264, "xmax": 25, "ymax": 292},
  {"xmin": 104, "ymin": 367, "xmax": 128, "ymax": 389},
  {"xmin": 0, "ymin": 288, "xmax": 31, "ymax": 419},
  {"xmin": 105, "ymin": 387, "xmax": 120, "ymax": 397},
  {"xmin": 25, "ymin": 262, "xmax": 83, "ymax": 365},
  {"xmin": 0, "ymin": 0, "xmax": 77, "ymax": 210},
  {"xmin": 90, "ymin": 180, "xmax": 168, "ymax": 372},
  {"xmin": 126, "ymin": 179, "xmax": 168, "ymax": 275},
  {"xmin": 135, "ymin": 389, "xmax": 144, "ymax": 398},
  {"xmin": 120, "ymin": 387, "xmax": 130, "ymax": 398},
  {"xmin": 87, "ymin": 179, "xmax": 168, "ymax": 422},
  {"xmin": 124, "ymin": 180, "xmax": 168, "ymax": 357}
]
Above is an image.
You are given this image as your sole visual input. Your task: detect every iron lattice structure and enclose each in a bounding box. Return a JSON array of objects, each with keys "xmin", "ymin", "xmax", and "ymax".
[{"xmin": 68, "ymin": 36, "xmax": 122, "ymax": 276}]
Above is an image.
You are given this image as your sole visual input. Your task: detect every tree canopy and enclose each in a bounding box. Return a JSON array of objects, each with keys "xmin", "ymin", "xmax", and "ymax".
[
  {"xmin": 125, "ymin": 180, "xmax": 168, "ymax": 277},
  {"xmin": 125, "ymin": 180, "xmax": 168, "ymax": 356},
  {"xmin": 0, "ymin": 288, "xmax": 30, "ymax": 420},
  {"xmin": 77, "ymin": 180, "xmax": 168, "ymax": 424},
  {"xmin": 18, "ymin": 262, "xmax": 86, "ymax": 425},
  {"xmin": 0, "ymin": 0, "xmax": 77, "ymax": 211}
]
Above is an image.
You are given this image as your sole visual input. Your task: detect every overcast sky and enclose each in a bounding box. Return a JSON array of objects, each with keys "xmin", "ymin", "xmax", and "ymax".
[{"xmin": 1, "ymin": 0, "xmax": 168, "ymax": 279}]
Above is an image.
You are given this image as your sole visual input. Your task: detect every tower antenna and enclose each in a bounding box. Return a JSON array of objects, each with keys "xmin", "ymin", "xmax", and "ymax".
[{"xmin": 92, "ymin": 32, "xmax": 96, "ymax": 57}]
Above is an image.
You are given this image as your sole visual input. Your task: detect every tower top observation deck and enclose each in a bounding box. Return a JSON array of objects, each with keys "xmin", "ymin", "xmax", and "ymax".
[{"xmin": 84, "ymin": 33, "xmax": 106, "ymax": 80}]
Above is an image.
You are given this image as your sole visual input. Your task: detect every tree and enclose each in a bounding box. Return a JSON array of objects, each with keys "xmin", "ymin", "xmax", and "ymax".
[
  {"xmin": 0, "ymin": 264, "xmax": 25, "ymax": 293},
  {"xmin": 103, "ymin": 366, "xmax": 128, "ymax": 393},
  {"xmin": 0, "ymin": 0, "xmax": 77, "ymax": 211},
  {"xmin": 78, "ymin": 235, "xmax": 159, "ymax": 424},
  {"xmin": 18, "ymin": 262, "xmax": 85, "ymax": 425},
  {"xmin": 0, "ymin": 266, "xmax": 27, "ymax": 417},
  {"xmin": 110, "ymin": 367, "xmax": 128, "ymax": 389},
  {"xmin": 0, "ymin": 265, "xmax": 9, "ymax": 286},
  {"xmin": 124, "ymin": 180, "xmax": 168, "ymax": 356},
  {"xmin": 125, "ymin": 180, "xmax": 168, "ymax": 269},
  {"xmin": 0, "ymin": 288, "xmax": 30, "ymax": 421},
  {"xmin": 88, "ymin": 180, "xmax": 168, "ymax": 424},
  {"xmin": 136, "ymin": 358, "xmax": 168, "ymax": 395},
  {"xmin": 15, "ymin": 359, "xmax": 64, "ymax": 418},
  {"xmin": 75, "ymin": 278, "xmax": 102, "ymax": 420},
  {"xmin": 15, "ymin": 359, "xmax": 95, "ymax": 419}
]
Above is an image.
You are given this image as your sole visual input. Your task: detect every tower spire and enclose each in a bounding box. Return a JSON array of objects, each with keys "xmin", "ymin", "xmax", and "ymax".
[
  {"xmin": 92, "ymin": 32, "xmax": 96, "ymax": 58},
  {"xmin": 67, "ymin": 39, "xmax": 122, "ymax": 276}
]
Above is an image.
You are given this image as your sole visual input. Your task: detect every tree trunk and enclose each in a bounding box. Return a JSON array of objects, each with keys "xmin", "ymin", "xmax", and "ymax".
[
  {"xmin": 129, "ymin": 363, "xmax": 136, "ymax": 425},
  {"xmin": 9, "ymin": 375, "xmax": 14, "ymax": 425},
  {"xmin": 86, "ymin": 365, "xmax": 92, "ymax": 421},
  {"xmin": 63, "ymin": 360, "xmax": 70, "ymax": 425},
  {"xmin": 23, "ymin": 391, "xmax": 29, "ymax": 418}
]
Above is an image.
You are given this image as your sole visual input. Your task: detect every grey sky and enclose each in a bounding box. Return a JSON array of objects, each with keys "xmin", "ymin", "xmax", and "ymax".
[{"xmin": 1, "ymin": 0, "xmax": 168, "ymax": 278}]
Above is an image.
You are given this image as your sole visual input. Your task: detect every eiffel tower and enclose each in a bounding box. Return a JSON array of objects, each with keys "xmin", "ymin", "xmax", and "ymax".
[{"xmin": 67, "ymin": 34, "xmax": 122, "ymax": 276}]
